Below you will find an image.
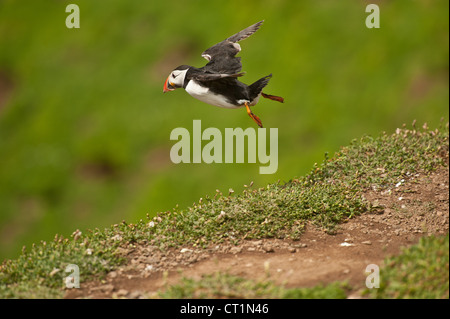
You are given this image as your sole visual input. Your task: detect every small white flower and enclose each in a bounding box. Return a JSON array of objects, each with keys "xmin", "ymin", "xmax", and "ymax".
[
  {"xmin": 148, "ymin": 221, "xmax": 155, "ymax": 228},
  {"xmin": 86, "ymin": 248, "xmax": 92, "ymax": 255},
  {"xmin": 395, "ymin": 179, "xmax": 405, "ymax": 188},
  {"xmin": 145, "ymin": 265, "xmax": 154, "ymax": 271},
  {"xmin": 111, "ymin": 234, "xmax": 122, "ymax": 241}
]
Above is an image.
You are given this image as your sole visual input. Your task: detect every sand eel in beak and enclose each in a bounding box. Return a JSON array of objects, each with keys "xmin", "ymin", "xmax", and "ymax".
[{"xmin": 163, "ymin": 20, "xmax": 284, "ymax": 128}]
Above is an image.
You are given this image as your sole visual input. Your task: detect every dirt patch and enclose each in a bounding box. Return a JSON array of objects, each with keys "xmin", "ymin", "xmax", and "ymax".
[{"xmin": 65, "ymin": 167, "xmax": 449, "ymax": 299}]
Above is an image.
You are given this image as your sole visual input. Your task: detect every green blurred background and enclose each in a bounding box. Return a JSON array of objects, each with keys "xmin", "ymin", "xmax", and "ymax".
[{"xmin": 0, "ymin": 0, "xmax": 448, "ymax": 260}]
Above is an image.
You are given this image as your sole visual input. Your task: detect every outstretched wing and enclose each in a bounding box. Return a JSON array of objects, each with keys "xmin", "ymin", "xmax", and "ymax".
[
  {"xmin": 189, "ymin": 71, "xmax": 245, "ymax": 82},
  {"xmin": 200, "ymin": 20, "xmax": 264, "ymax": 74},
  {"xmin": 226, "ymin": 20, "xmax": 264, "ymax": 43}
]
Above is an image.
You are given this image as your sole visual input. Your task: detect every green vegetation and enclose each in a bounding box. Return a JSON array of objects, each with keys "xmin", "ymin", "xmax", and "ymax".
[
  {"xmin": 309, "ymin": 122, "xmax": 449, "ymax": 189},
  {"xmin": 0, "ymin": 1, "xmax": 448, "ymax": 260},
  {"xmin": 0, "ymin": 125, "xmax": 447, "ymax": 298},
  {"xmin": 158, "ymin": 272, "xmax": 348, "ymax": 299},
  {"xmin": 0, "ymin": 229, "xmax": 124, "ymax": 298},
  {"xmin": 367, "ymin": 235, "xmax": 449, "ymax": 299}
]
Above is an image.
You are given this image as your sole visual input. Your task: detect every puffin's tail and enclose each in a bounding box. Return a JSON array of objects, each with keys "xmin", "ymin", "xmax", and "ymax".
[
  {"xmin": 249, "ymin": 74, "xmax": 284, "ymax": 103},
  {"xmin": 249, "ymin": 74, "xmax": 272, "ymax": 100}
]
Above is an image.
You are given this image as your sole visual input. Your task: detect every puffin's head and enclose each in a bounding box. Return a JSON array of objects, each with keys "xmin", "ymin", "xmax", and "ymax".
[{"xmin": 163, "ymin": 65, "xmax": 190, "ymax": 93}]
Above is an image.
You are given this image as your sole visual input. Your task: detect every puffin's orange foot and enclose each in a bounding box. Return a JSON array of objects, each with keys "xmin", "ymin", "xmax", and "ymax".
[
  {"xmin": 245, "ymin": 102, "xmax": 263, "ymax": 128},
  {"xmin": 262, "ymin": 92, "xmax": 284, "ymax": 103},
  {"xmin": 250, "ymin": 113, "xmax": 263, "ymax": 128}
]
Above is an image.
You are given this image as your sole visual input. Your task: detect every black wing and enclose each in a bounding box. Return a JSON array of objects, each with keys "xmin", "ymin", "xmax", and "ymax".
[
  {"xmin": 226, "ymin": 20, "xmax": 264, "ymax": 43},
  {"xmin": 200, "ymin": 20, "xmax": 264, "ymax": 74},
  {"xmin": 189, "ymin": 71, "xmax": 246, "ymax": 82}
]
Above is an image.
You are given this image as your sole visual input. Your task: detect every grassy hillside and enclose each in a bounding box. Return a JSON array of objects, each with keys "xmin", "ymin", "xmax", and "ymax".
[
  {"xmin": 0, "ymin": 124, "xmax": 447, "ymax": 298},
  {"xmin": 367, "ymin": 234, "xmax": 449, "ymax": 299},
  {"xmin": 0, "ymin": 1, "xmax": 448, "ymax": 260}
]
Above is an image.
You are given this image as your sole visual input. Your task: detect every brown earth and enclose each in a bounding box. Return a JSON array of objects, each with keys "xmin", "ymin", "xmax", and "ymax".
[{"xmin": 65, "ymin": 167, "xmax": 449, "ymax": 299}]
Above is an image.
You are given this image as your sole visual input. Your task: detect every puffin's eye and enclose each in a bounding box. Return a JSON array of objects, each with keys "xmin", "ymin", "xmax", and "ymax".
[{"xmin": 172, "ymin": 72, "xmax": 179, "ymax": 78}]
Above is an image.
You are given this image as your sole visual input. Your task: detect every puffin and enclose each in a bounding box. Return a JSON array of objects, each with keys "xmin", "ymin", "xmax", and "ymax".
[{"xmin": 163, "ymin": 20, "xmax": 284, "ymax": 128}]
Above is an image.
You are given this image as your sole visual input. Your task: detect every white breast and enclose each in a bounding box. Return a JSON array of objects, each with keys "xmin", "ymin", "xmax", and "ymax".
[{"xmin": 185, "ymin": 80, "xmax": 245, "ymax": 109}]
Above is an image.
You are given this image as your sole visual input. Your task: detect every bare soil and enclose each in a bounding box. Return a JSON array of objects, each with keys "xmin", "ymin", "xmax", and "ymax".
[{"xmin": 65, "ymin": 167, "xmax": 449, "ymax": 299}]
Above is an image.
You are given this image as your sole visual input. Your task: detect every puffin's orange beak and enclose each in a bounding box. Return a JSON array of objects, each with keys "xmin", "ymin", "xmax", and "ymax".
[{"xmin": 163, "ymin": 76, "xmax": 174, "ymax": 93}]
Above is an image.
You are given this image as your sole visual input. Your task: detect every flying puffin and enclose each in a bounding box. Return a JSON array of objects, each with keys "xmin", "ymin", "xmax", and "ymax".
[{"xmin": 163, "ymin": 20, "xmax": 284, "ymax": 128}]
